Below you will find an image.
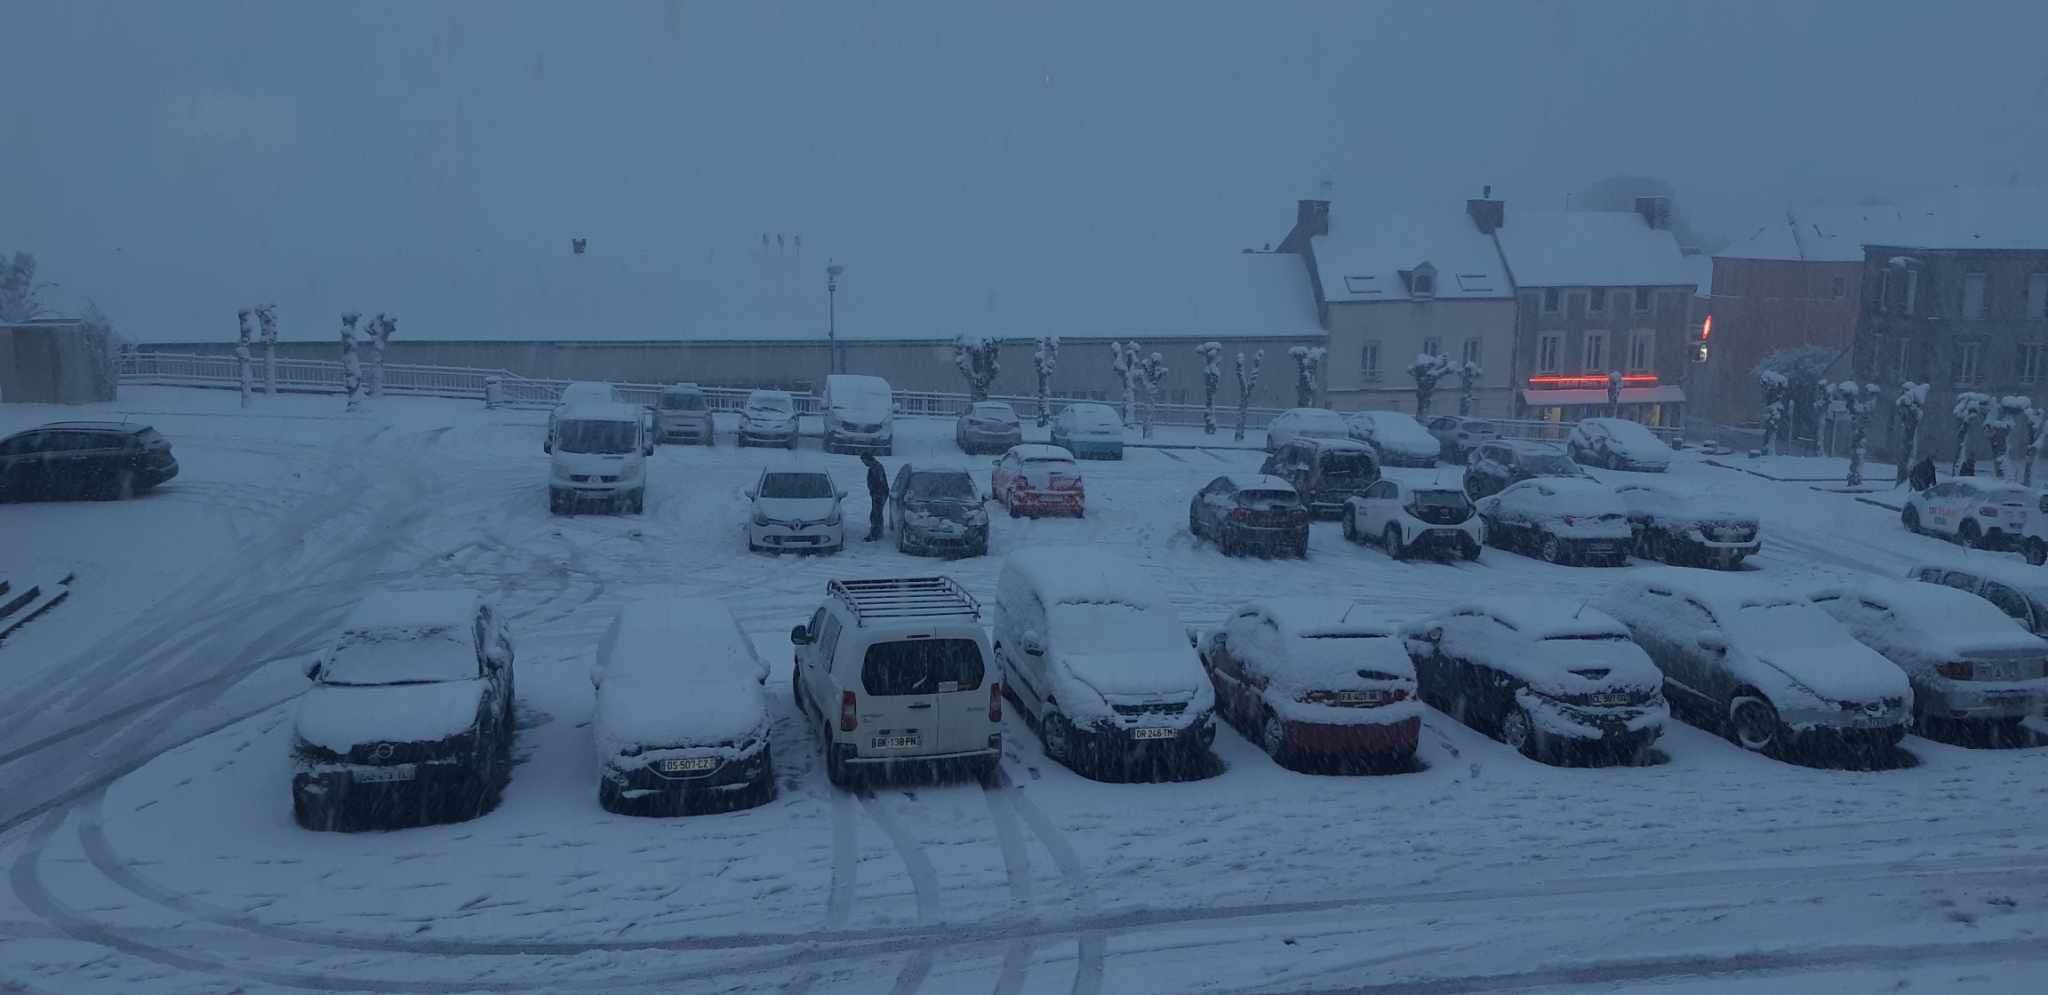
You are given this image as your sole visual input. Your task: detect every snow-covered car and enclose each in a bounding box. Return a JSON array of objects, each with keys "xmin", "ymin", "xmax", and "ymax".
[
  {"xmin": 1809, "ymin": 579, "xmax": 2048, "ymax": 739},
  {"xmin": 737, "ymin": 389, "xmax": 800, "ymax": 448},
  {"xmin": 996, "ymin": 548, "xmax": 1216, "ymax": 777},
  {"xmin": 1402, "ymin": 599, "xmax": 1667, "ymax": 764},
  {"xmin": 746, "ymin": 469, "xmax": 845, "ymax": 554},
  {"xmin": 822, "ymin": 374, "xmax": 895, "ymax": 454},
  {"xmin": 1597, "ymin": 572, "xmax": 1912, "ymax": 759},
  {"xmin": 1902, "ymin": 479, "xmax": 2033, "ymax": 549},
  {"xmin": 290, "ymin": 591, "xmax": 516, "ymax": 830},
  {"xmin": 1196, "ymin": 599, "xmax": 1421, "ymax": 769},
  {"xmin": 592, "ymin": 597, "xmax": 773, "ymax": 815},
  {"xmin": 956, "ymin": 401, "xmax": 1023, "ymax": 454},
  {"xmin": 1188, "ymin": 474, "xmax": 1310, "ymax": 558},
  {"xmin": 1611, "ymin": 482, "xmax": 1762, "ymax": 568},
  {"xmin": 1424, "ymin": 414, "xmax": 1498, "ymax": 464},
  {"xmin": 890, "ymin": 464, "xmax": 991, "ymax": 557},
  {"xmin": 1259, "ymin": 437, "xmax": 1380, "ymax": 518},
  {"xmin": 791, "ymin": 577, "xmax": 1000, "ymax": 786},
  {"xmin": 2020, "ymin": 494, "xmax": 2048, "ymax": 565},
  {"xmin": 1344, "ymin": 410, "xmax": 1442, "ymax": 467},
  {"xmin": 1343, "ymin": 479, "xmax": 1483, "ymax": 560},
  {"xmin": 0, "ymin": 421, "xmax": 178, "ymax": 502},
  {"xmin": 1910, "ymin": 561, "xmax": 2048, "ymax": 637},
  {"xmin": 655, "ymin": 383, "xmax": 714, "ymax": 445},
  {"xmin": 991, "ymin": 444, "xmax": 1085, "ymax": 518},
  {"xmin": 546, "ymin": 381, "xmax": 618, "ymax": 452},
  {"xmin": 547, "ymin": 401, "xmax": 653, "ymax": 515},
  {"xmin": 1567, "ymin": 417, "xmax": 1674, "ymax": 472},
  {"xmin": 1264, "ymin": 407, "xmax": 1352, "ymax": 452},
  {"xmin": 1476, "ymin": 478, "xmax": 1631, "ymax": 566},
  {"xmin": 1462, "ymin": 439, "xmax": 1590, "ymax": 500},
  {"xmin": 1049, "ymin": 402, "xmax": 1125, "ymax": 460}
]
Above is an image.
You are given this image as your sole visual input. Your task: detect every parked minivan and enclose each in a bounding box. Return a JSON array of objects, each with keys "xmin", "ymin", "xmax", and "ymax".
[
  {"xmin": 790, "ymin": 577, "xmax": 1000, "ymax": 786},
  {"xmin": 1259, "ymin": 437, "xmax": 1381, "ymax": 518},
  {"xmin": 995, "ymin": 547, "xmax": 1217, "ymax": 778},
  {"xmin": 548, "ymin": 401, "xmax": 654, "ymax": 515},
  {"xmin": 546, "ymin": 381, "xmax": 619, "ymax": 453},
  {"xmin": 656, "ymin": 383, "xmax": 715, "ymax": 445},
  {"xmin": 822, "ymin": 374, "xmax": 895, "ymax": 454}
]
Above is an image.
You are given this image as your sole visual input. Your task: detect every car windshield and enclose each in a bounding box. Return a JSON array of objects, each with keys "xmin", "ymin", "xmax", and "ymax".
[
  {"xmin": 759, "ymin": 473, "xmax": 834, "ymax": 499},
  {"xmin": 1408, "ymin": 489, "xmax": 1470, "ymax": 512},
  {"xmin": 971, "ymin": 404, "xmax": 1016, "ymax": 421},
  {"xmin": 1462, "ymin": 420, "xmax": 1496, "ymax": 434},
  {"xmin": 1319, "ymin": 454, "xmax": 1374, "ymax": 481},
  {"xmin": 1050, "ymin": 600, "xmax": 1182, "ymax": 654},
  {"xmin": 1236, "ymin": 489, "xmax": 1299, "ymax": 510},
  {"xmin": 906, "ymin": 473, "xmax": 976, "ymax": 501},
  {"xmin": 1522, "ymin": 453, "xmax": 1582, "ymax": 475},
  {"xmin": 660, "ymin": 391, "xmax": 706, "ymax": 411},
  {"xmin": 556, "ymin": 419, "xmax": 637, "ymax": 454},
  {"xmin": 747, "ymin": 395, "xmax": 793, "ymax": 414},
  {"xmin": 319, "ymin": 627, "xmax": 475, "ymax": 685}
]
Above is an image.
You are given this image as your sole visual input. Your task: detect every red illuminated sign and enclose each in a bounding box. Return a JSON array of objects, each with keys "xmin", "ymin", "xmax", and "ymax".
[{"xmin": 1526, "ymin": 374, "xmax": 1661, "ymax": 388}]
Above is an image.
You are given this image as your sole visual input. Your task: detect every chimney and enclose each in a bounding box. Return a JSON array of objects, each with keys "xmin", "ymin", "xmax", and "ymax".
[
  {"xmin": 1296, "ymin": 199, "xmax": 1330, "ymax": 239},
  {"xmin": 1635, "ymin": 196, "xmax": 1672, "ymax": 230},
  {"xmin": 1466, "ymin": 185, "xmax": 1504, "ymax": 234}
]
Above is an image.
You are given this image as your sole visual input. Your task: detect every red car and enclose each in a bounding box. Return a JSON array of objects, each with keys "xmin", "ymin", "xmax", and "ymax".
[
  {"xmin": 1195, "ymin": 598, "xmax": 1421, "ymax": 770},
  {"xmin": 990, "ymin": 445, "xmax": 1086, "ymax": 518}
]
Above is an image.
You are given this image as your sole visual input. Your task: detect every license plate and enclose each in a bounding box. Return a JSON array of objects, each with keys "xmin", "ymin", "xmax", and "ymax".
[
  {"xmin": 1590, "ymin": 693, "xmax": 1632, "ymax": 707},
  {"xmin": 659, "ymin": 757, "xmax": 719, "ymax": 773},
  {"xmin": 352, "ymin": 764, "xmax": 416, "ymax": 783},
  {"xmin": 1977, "ymin": 664, "xmax": 2015, "ymax": 681},
  {"xmin": 1337, "ymin": 691, "xmax": 1379, "ymax": 704},
  {"xmin": 872, "ymin": 734, "xmax": 922, "ymax": 750},
  {"xmin": 1131, "ymin": 727, "xmax": 1176, "ymax": 741}
]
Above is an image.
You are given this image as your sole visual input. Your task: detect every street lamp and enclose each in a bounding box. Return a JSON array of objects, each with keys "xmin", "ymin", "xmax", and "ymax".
[{"xmin": 825, "ymin": 262, "xmax": 846, "ymax": 375}]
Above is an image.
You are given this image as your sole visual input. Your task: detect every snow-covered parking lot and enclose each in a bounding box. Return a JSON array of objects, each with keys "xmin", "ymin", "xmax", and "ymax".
[{"xmin": 2, "ymin": 387, "xmax": 2046, "ymax": 994}]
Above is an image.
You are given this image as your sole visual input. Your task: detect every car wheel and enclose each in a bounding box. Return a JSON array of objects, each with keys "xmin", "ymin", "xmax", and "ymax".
[
  {"xmin": 1342, "ymin": 513, "xmax": 1360, "ymax": 543},
  {"xmin": 1901, "ymin": 505, "xmax": 1921, "ymax": 534},
  {"xmin": 291, "ymin": 792, "xmax": 318, "ymax": 830},
  {"xmin": 1188, "ymin": 510, "xmax": 1203, "ymax": 538},
  {"xmin": 822, "ymin": 721, "xmax": 854, "ymax": 789},
  {"xmin": 1384, "ymin": 524, "xmax": 1408, "ymax": 561},
  {"xmin": 1727, "ymin": 694, "xmax": 1780, "ymax": 754},
  {"xmin": 1462, "ymin": 540, "xmax": 1482, "ymax": 561},
  {"xmin": 1260, "ymin": 709, "xmax": 1289, "ymax": 764},
  {"xmin": 105, "ymin": 469, "xmax": 136, "ymax": 501},
  {"xmin": 1499, "ymin": 704, "xmax": 1539, "ymax": 759},
  {"xmin": 1041, "ymin": 710, "xmax": 1076, "ymax": 765},
  {"xmin": 2027, "ymin": 539, "xmax": 2048, "ymax": 567},
  {"xmin": 1009, "ymin": 494, "xmax": 1023, "ymax": 519},
  {"xmin": 1539, "ymin": 533, "xmax": 1566, "ymax": 564},
  {"xmin": 1958, "ymin": 520, "xmax": 1985, "ymax": 549},
  {"xmin": 792, "ymin": 668, "xmax": 807, "ymax": 712}
]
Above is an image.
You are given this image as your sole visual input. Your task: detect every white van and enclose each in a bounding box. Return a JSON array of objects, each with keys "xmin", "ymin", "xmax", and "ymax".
[
  {"xmin": 548, "ymin": 401, "xmax": 653, "ymax": 515},
  {"xmin": 546, "ymin": 381, "xmax": 620, "ymax": 453},
  {"xmin": 994, "ymin": 547, "xmax": 1216, "ymax": 775},
  {"xmin": 822, "ymin": 374, "xmax": 895, "ymax": 454},
  {"xmin": 789, "ymin": 577, "xmax": 1000, "ymax": 786}
]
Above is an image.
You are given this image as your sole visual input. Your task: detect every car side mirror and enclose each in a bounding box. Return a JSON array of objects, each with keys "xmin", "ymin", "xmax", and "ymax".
[
  {"xmin": 543, "ymin": 440, "xmax": 553, "ymax": 454},
  {"xmin": 835, "ymin": 489, "xmax": 847, "ymax": 500},
  {"xmin": 1186, "ymin": 627, "xmax": 1201, "ymax": 648},
  {"xmin": 790, "ymin": 624, "xmax": 812, "ymax": 646},
  {"xmin": 1697, "ymin": 632, "xmax": 1728, "ymax": 654},
  {"xmin": 1021, "ymin": 629, "xmax": 1045, "ymax": 656}
]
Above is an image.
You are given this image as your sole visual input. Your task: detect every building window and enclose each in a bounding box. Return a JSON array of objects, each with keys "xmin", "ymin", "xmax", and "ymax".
[
  {"xmin": 1410, "ymin": 271, "xmax": 1435, "ymax": 296},
  {"xmin": 1542, "ymin": 288, "xmax": 1561, "ymax": 313},
  {"xmin": 1537, "ymin": 333, "xmax": 1563, "ymax": 373},
  {"xmin": 1421, "ymin": 336, "xmax": 1441, "ymax": 357},
  {"xmin": 2029, "ymin": 273, "xmax": 2048, "ymax": 320},
  {"xmin": 1830, "ymin": 275, "xmax": 1847, "ymax": 299},
  {"xmin": 1627, "ymin": 330, "xmax": 1655, "ymax": 372},
  {"xmin": 1634, "ymin": 288, "xmax": 1653, "ymax": 314},
  {"xmin": 2021, "ymin": 342, "xmax": 2048, "ymax": 384},
  {"xmin": 1895, "ymin": 337, "xmax": 1912, "ymax": 381},
  {"xmin": 1360, "ymin": 340, "xmax": 1381, "ymax": 382},
  {"xmin": 1587, "ymin": 289, "xmax": 1607, "ymax": 314},
  {"xmin": 1956, "ymin": 341, "xmax": 1984, "ymax": 385},
  {"xmin": 1963, "ymin": 271, "xmax": 1988, "ymax": 320},
  {"xmin": 1461, "ymin": 337, "xmax": 1482, "ymax": 368},
  {"xmin": 1582, "ymin": 331, "xmax": 1608, "ymax": 373},
  {"xmin": 1905, "ymin": 270, "xmax": 1920, "ymax": 314}
]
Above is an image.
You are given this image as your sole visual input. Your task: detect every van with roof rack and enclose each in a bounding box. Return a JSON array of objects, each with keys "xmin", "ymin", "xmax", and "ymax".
[{"xmin": 788, "ymin": 576, "xmax": 1000, "ymax": 786}]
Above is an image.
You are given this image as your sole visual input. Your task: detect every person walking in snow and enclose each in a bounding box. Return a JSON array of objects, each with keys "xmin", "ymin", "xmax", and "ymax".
[
  {"xmin": 1909, "ymin": 455, "xmax": 1937, "ymax": 492},
  {"xmin": 862, "ymin": 453, "xmax": 889, "ymax": 541}
]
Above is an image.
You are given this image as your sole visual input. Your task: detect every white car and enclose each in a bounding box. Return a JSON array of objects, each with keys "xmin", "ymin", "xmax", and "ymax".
[
  {"xmin": 1476, "ymin": 477, "xmax": 1631, "ymax": 566},
  {"xmin": 1343, "ymin": 479, "xmax": 1484, "ymax": 560},
  {"xmin": 745, "ymin": 469, "xmax": 845, "ymax": 554},
  {"xmin": 738, "ymin": 389, "xmax": 800, "ymax": 448},
  {"xmin": 1903, "ymin": 479, "xmax": 2033, "ymax": 549},
  {"xmin": 1810, "ymin": 579, "xmax": 2048, "ymax": 738},
  {"xmin": 1050, "ymin": 402, "xmax": 1125, "ymax": 460},
  {"xmin": 1343, "ymin": 410, "xmax": 1442, "ymax": 467},
  {"xmin": 1567, "ymin": 417, "xmax": 1674, "ymax": 472},
  {"xmin": 1264, "ymin": 408, "xmax": 1352, "ymax": 452},
  {"xmin": 821, "ymin": 374, "xmax": 895, "ymax": 454},
  {"xmin": 548, "ymin": 401, "xmax": 653, "ymax": 515}
]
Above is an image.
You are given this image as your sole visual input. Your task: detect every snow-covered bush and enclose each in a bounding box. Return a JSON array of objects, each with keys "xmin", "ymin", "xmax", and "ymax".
[
  {"xmin": 1757, "ymin": 369, "xmax": 1789, "ymax": 455},
  {"xmin": 339, "ymin": 312, "xmax": 363, "ymax": 412},
  {"xmin": 235, "ymin": 308, "xmax": 254, "ymax": 409},
  {"xmin": 1952, "ymin": 391, "xmax": 1990, "ymax": 475},
  {"xmin": 1408, "ymin": 353, "xmax": 1451, "ymax": 416},
  {"xmin": 1989, "ymin": 395, "xmax": 2027, "ymax": 479},
  {"xmin": 1138, "ymin": 351, "xmax": 1167, "ymax": 439},
  {"xmin": 1456, "ymin": 360, "xmax": 1482, "ymax": 416},
  {"xmin": 1233, "ymin": 348, "xmax": 1264, "ymax": 442},
  {"xmin": 1893, "ymin": 381, "xmax": 1927, "ymax": 482},
  {"xmin": 1195, "ymin": 341, "xmax": 1223, "ymax": 435},
  {"xmin": 1032, "ymin": 335, "xmax": 1059, "ymax": 427},
  {"xmin": 953, "ymin": 333, "xmax": 1000, "ymax": 401},
  {"xmin": 256, "ymin": 304, "xmax": 279, "ymax": 396},
  {"xmin": 1289, "ymin": 345, "xmax": 1327, "ymax": 408}
]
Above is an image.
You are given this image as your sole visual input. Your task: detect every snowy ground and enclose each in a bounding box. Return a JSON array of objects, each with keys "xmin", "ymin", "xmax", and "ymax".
[{"xmin": 1, "ymin": 387, "xmax": 2044, "ymax": 994}]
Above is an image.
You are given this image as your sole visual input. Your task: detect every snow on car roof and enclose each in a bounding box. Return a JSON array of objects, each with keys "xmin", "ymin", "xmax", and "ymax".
[
  {"xmin": 1608, "ymin": 566, "xmax": 1804, "ymax": 618},
  {"xmin": 1287, "ymin": 436, "xmax": 1372, "ymax": 452},
  {"xmin": 1580, "ymin": 418, "xmax": 1667, "ymax": 444},
  {"xmin": 601, "ymin": 597, "xmax": 766, "ymax": 685},
  {"xmin": 1911, "ymin": 558, "xmax": 2048, "ymax": 600},
  {"xmin": 595, "ymin": 597, "xmax": 768, "ymax": 751},
  {"xmin": 1950, "ymin": 481, "xmax": 2031, "ymax": 499},
  {"xmin": 1442, "ymin": 596, "xmax": 1628, "ymax": 639},
  {"xmin": 1497, "ymin": 439, "xmax": 1568, "ymax": 453},
  {"xmin": 1510, "ymin": 477, "xmax": 1610, "ymax": 497},
  {"xmin": 1005, "ymin": 547, "xmax": 1171, "ymax": 610},
  {"xmin": 1815, "ymin": 579, "xmax": 2040, "ymax": 652},
  {"xmin": 746, "ymin": 389, "xmax": 794, "ymax": 403},
  {"xmin": 1257, "ymin": 598, "xmax": 1393, "ymax": 636},
  {"xmin": 343, "ymin": 590, "xmax": 479, "ymax": 632},
  {"xmin": 1223, "ymin": 473, "xmax": 1298, "ymax": 492},
  {"xmin": 1009, "ymin": 444, "xmax": 1075, "ymax": 461},
  {"xmin": 555, "ymin": 400, "xmax": 645, "ymax": 423}
]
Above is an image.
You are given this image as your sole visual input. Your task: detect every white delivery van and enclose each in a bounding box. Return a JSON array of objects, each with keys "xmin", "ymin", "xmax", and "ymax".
[
  {"xmin": 546, "ymin": 381, "xmax": 620, "ymax": 453},
  {"xmin": 548, "ymin": 401, "xmax": 653, "ymax": 515},
  {"xmin": 822, "ymin": 374, "xmax": 895, "ymax": 454}
]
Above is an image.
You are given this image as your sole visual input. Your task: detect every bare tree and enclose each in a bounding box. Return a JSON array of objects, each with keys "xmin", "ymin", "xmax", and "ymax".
[
  {"xmin": 365, "ymin": 313, "xmax": 397, "ymax": 400},
  {"xmin": 1893, "ymin": 381, "xmax": 1926, "ymax": 483},
  {"xmin": 1758, "ymin": 369, "xmax": 1789, "ymax": 455},
  {"xmin": 1111, "ymin": 341, "xmax": 1137, "ymax": 425},
  {"xmin": 1195, "ymin": 341, "xmax": 1223, "ymax": 435},
  {"xmin": 339, "ymin": 312, "xmax": 363, "ymax": 412},
  {"xmin": 1138, "ymin": 351, "xmax": 1167, "ymax": 439},
  {"xmin": 1606, "ymin": 369, "xmax": 1625, "ymax": 419},
  {"xmin": 1456, "ymin": 360, "xmax": 1482, "ymax": 416},
  {"xmin": 1408, "ymin": 353, "xmax": 1451, "ymax": 416},
  {"xmin": 0, "ymin": 252, "xmax": 43, "ymax": 322},
  {"xmin": 1952, "ymin": 391, "xmax": 1991, "ymax": 475},
  {"xmin": 1289, "ymin": 345, "xmax": 1327, "ymax": 407},
  {"xmin": 256, "ymin": 305, "xmax": 279, "ymax": 395},
  {"xmin": 1233, "ymin": 349, "xmax": 1264, "ymax": 442}
]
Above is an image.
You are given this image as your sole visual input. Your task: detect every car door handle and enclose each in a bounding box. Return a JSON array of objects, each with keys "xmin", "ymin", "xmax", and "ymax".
[{"xmin": 906, "ymin": 702, "xmax": 933, "ymax": 710}]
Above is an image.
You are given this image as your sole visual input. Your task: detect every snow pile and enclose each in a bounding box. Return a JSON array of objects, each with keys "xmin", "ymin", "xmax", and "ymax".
[
  {"xmin": 825, "ymin": 374, "xmax": 893, "ymax": 419},
  {"xmin": 591, "ymin": 597, "xmax": 769, "ymax": 757}
]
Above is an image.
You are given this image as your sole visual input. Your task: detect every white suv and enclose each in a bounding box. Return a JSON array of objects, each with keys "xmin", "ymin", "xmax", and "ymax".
[{"xmin": 789, "ymin": 577, "xmax": 1001, "ymax": 786}]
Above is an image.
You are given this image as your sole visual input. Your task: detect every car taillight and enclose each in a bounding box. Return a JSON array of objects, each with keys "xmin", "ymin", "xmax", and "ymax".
[
  {"xmin": 1936, "ymin": 661, "xmax": 1972, "ymax": 679},
  {"xmin": 989, "ymin": 682, "xmax": 1002, "ymax": 722},
  {"xmin": 840, "ymin": 690, "xmax": 858, "ymax": 732}
]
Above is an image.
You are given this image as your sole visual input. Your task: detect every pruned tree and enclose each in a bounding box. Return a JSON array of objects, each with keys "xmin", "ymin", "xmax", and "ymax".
[
  {"xmin": 1755, "ymin": 345, "xmax": 1836, "ymax": 446},
  {"xmin": 1032, "ymin": 335, "xmax": 1059, "ymax": 426},
  {"xmin": 1138, "ymin": 351, "xmax": 1168, "ymax": 439},
  {"xmin": 1990, "ymin": 395, "xmax": 2028, "ymax": 479},
  {"xmin": 1893, "ymin": 381, "xmax": 1926, "ymax": 483},
  {"xmin": 1456, "ymin": 360, "xmax": 1482, "ymax": 416},
  {"xmin": 1952, "ymin": 391, "xmax": 1991, "ymax": 476},
  {"xmin": 1289, "ymin": 345, "xmax": 1327, "ymax": 408},
  {"xmin": 366, "ymin": 313, "xmax": 396, "ymax": 400},
  {"xmin": 1606, "ymin": 369, "xmax": 1625, "ymax": 418},
  {"xmin": 339, "ymin": 312, "xmax": 363, "ymax": 412},
  {"xmin": 235, "ymin": 308, "xmax": 255, "ymax": 409},
  {"xmin": 953, "ymin": 333, "xmax": 1000, "ymax": 401},
  {"xmin": 1833, "ymin": 381, "xmax": 1879, "ymax": 487},
  {"xmin": 1758, "ymin": 369, "xmax": 1789, "ymax": 455},
  {"xmin": 1233, "ymin": 348, "xmax": 1264, "ymax": 442},
  {"xmin": 1408, "ymin": 352, "xmax": 1451, "ymax": 416},
  {"xmin": 1111, "ymin": 341, "xmax": 1139, "ymax": 425},
  {"xmin": 1195, "ymin": 341, "xmax": 1223, "ymax": 435},
  {"xmin": 256, "ymin": 305, "xmax": 279, "ymax": 395}
]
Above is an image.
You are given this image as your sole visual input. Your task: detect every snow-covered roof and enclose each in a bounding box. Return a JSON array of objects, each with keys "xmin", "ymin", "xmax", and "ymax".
[
  {"xmin": 1004, "ymin": 547, "xmax": 1172, "ymax": 610},
  {"xmin": 1445, "ymin": 596, "xmax": 1628, "ymax": 640},
  {"xmin": 1813, "ymin": 579, "xmax": 2041, "ymax": 656},
  {"xmin": 1719, "ymin": 205, "xmax": 1905, "ymax": 263},
  {"xmin": 1872, "ymin": 188, "xmax": 2048, "ymax": 252},
  {"xmin": 1257, "ymin": 598, "xmax": 1393, "ymax": 636},
  {"xmin": 1009, "ymin": 444, "xmax": 1076, "ymax": 461},
  {"xmin": 1681, "ymin": 253, "xmax": 1713, "ymax": 297},
  {"xmin": 1494, "ymin": 210, "xmax": 1694, "ymax": 288},
  {"xmin": 1224, "ymin": 473, "xmax": 1297, "ymax": 492},
  {"xmin": 1313, "ymin": 207, "xmax": 1512, "ymax": 303},
  {"xmin": 342, "ymin": 590, "xmax": 478, "ymax": 632}
]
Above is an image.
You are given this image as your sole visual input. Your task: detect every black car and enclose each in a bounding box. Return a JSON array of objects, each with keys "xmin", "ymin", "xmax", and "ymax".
[
  {"xmin": 1462, "ymin": 439, "xmax": 1589, "ymax": 500},
  {"xmin": 1258, "ymin": 437, "xmax": 1380, "ymax": 518},
  {"xmin": 0, "ymin": 421, "xmax": 178, "ymax": 502},
  {"xmin": 890, "ymin": 465, "xmax": 991, "ymax": 557},
  {"xmin": 1188, "ymin": 474, "xmax": 1310, "ymax": 557}
]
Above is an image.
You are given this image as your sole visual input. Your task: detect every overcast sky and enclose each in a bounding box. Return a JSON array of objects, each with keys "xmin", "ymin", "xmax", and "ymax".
[{"xmin": 7, "ymin": 0, "xmax": 2047, "ymax": 341}]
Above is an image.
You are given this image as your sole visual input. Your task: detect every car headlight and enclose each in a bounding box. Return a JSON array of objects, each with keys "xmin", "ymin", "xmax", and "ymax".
[{"xmin": 752, "ymin": 511, "xmax": 771, "ymax": 527}]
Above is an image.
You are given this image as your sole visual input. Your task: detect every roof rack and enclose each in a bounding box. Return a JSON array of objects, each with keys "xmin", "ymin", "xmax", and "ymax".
[{"xmin": 828, "ymin": 577, "xmax": 981, "ymax": 627}]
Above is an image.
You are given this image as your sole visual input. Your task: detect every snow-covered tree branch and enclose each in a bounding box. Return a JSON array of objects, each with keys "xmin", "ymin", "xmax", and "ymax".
[
  {"xmin": 1952, "ymin": 391, "xmax": 1990, "ymax": 476},
  {"xmin": 339, "ymin": 312, "xmax": 363, "ymax": 412},
  {"xmin": 1893, "ymin": 381, "xmax": 1926, "ymax": 483},
  {"xmin": 1195, "ymin": 341, "xmax": 1223, "ymax": 435},
  {"xmin": 1138, "ymin": 351, "xmax": 1167, "ymax": 439},
  {"xmin": 953, "ymin": 333, "xmax": 1000, "ymax": 401},
  {"xmin": 1233, "ymin": 349, "xmax": 1263, "ymax": 442},
  {"xmin": 1456, "ymin": 360, "xmax": 1482, "ymax": 416},
  {"xmin": 256, "ymin": 305, "xmax": 279, "ymax": 396},
  {"xmin": 1289, "ymin": 345, "xmax": 1326, "ymax": 408}
]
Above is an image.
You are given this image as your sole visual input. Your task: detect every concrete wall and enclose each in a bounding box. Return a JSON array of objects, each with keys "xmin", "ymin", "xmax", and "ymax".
[
  {"xmin": 1319, "ymin": 298, "xmax": 1519, "ymax": 417},
  {"xmin": 1, "ymin": 322, "xmax": 117, "ymax": 404}
]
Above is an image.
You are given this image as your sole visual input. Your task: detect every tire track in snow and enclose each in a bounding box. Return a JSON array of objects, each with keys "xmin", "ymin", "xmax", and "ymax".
[
  {"xmin": 858, "ymin": 789, "xmax": 941, "ymax": 995},
  {"xmin": 998, "ymin": 769, "xmax": 1104, "ymax": 995},
  {"xmin": 981, "ymin": 777, "xmax": 1038, "ymax": 995}
]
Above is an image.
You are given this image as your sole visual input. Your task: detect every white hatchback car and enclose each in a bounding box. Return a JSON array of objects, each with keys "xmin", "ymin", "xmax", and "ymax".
[
  {"xmin": 1902, "ymin": 479, "xmax": 2034, "ymax": 549},
  {"xmin": 1343, "ymin": 479, "xmax": 1484, "ymax": 560},
  {"xmin": 746, "ymin": 469, "xmax": 845, "ymax": 554}
]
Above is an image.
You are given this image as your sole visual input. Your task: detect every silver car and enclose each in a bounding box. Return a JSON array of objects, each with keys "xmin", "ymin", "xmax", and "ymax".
[
  {"xmin": 655, "ymin": 383, "xmax": 715, "ymax": 445},
  {"xmin": 956, "ymin": 401, "xmax": 1023, "ymax": 454},
  {"xmin": 1424, "ymin": 415, "xmax": 1498, "ymax": 464},
  {"xmin": 1811, "ymin": 579, "xmax": 2048, "ymax": 738},
  {"xmin": 738, "ymin": 390, "xmax": 799, "ymax": 449}
]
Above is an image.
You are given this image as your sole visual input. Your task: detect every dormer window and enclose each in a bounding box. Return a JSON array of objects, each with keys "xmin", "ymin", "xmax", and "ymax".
[{"xmin": 1399, "ymin": 261, "xmax": 1438, "ymax": 299}]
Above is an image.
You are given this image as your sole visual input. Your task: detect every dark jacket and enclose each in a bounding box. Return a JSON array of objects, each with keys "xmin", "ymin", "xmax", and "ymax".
[
  {"xmin": 1909, "ymin": 456, "xmax": 1937, "ymax": 492},
  {"xmin": 865, "ymin": 460, "xmax": 889, "ymax": 498}
]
